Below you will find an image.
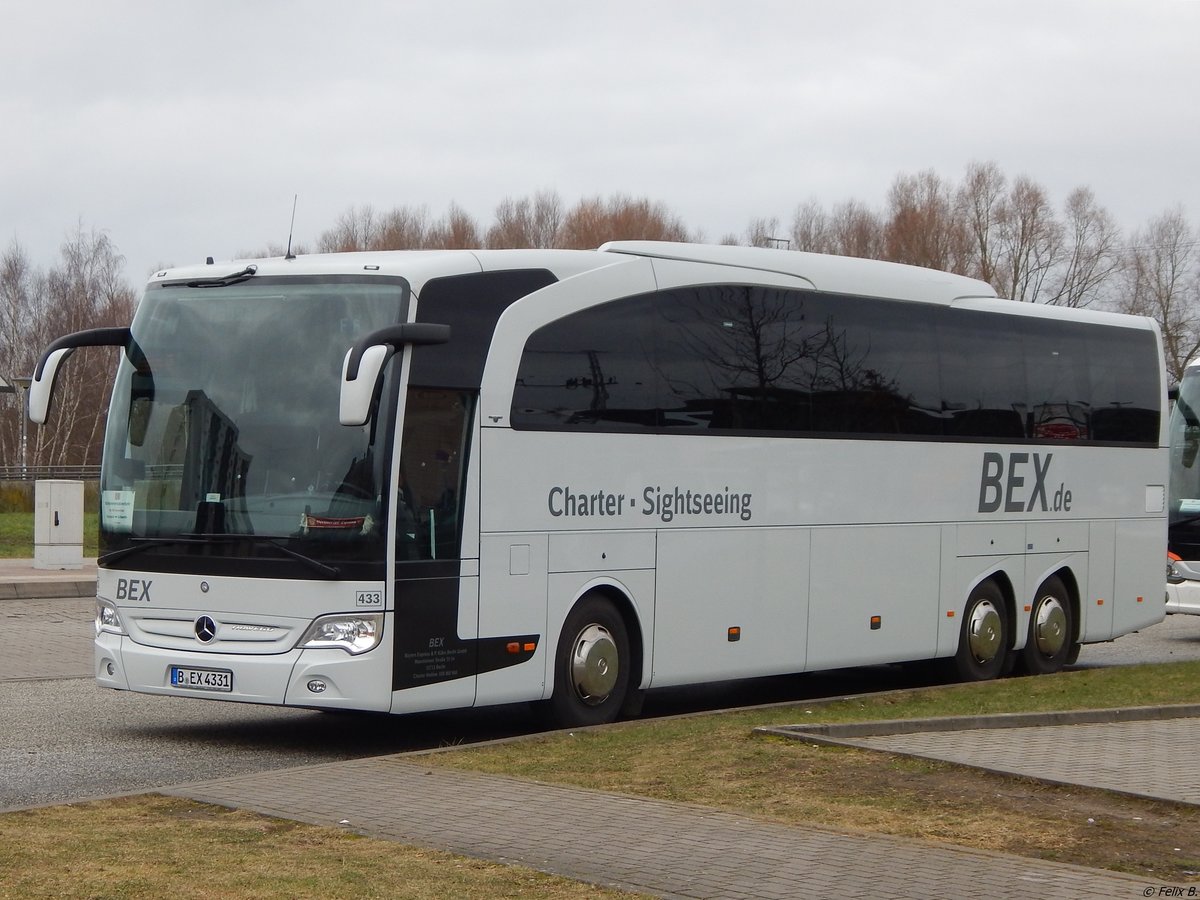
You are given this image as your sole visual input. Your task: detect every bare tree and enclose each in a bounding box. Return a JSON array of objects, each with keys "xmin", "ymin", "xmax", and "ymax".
[
  {"xmin": 316, "ymin": 205, "xmax": 381, "ymax": 252},
  {"xmin": 1117, "ymin": 207, "xmax": 1200, "ymax": 382},
  {"xmin": 995, "ymin": 176, "xmax": 1063, "ymax": 302},
  {"xmin": 829, "ymin": 200, "xmax": 885, "ymax": 260},
  {"xmin": 1, "ymin": 227, "xmax": 137, "ymax": 469},
  {"xmin": 426, "ymin": 203, "xmax": 481, "ymax": 249},
  {"xmin": 744, "ymin": 216, "xmax": 783, "ymax": 248},
  {"xmin": 373, "ymin": 206, "xmax": 432, "ymax": 250},
  {"xmin": 883, "ymin": 170, "xmax": 970, "ymax": 272},
  {"xmin": 557, "ymin": 195, "xmax": 691, "ymax": 249},
  {"xmin": 790, "ymin": 199, "xmax": 834, "ymax": 254},
  {"xmin": 1045, "ymin": 187, "xmax": 1123, "ymax": 308},
  {"xmin": 486, "ymin": 191, "xmax": 564, "ymax": 248},
  {"xmin": 0, "ymin": 241, "xmax": 41, "ymax": 467},
  {"xmin": 956, "ymin": 160, "xmax": 1007, "ymax": 285},
  {"xmin": 315, "ymin": 204, "xmax": 436, "ymax": 252}
]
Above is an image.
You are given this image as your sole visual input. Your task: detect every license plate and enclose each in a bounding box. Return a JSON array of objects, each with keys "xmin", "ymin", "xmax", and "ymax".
[{"xmin": 170, "ymin": 666, "xmax": 233, "ymax": 692}]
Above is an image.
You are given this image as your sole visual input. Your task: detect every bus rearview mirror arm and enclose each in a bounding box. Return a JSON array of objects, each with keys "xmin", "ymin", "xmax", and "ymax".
[
  {"xmin": 30, "ymin": 327, "xmax": 139, "ymax": 424},
  {"xmin": 339, "ymin": 323, "xmax": 450, "ymax": 426}
]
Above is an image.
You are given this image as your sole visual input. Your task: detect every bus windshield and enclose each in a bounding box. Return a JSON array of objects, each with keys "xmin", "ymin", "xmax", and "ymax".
[
  {"xmin": 98, "ymin": 275, "xmax": 407, "ymax": 574},
  {"xmin": 1170, "ymin": 366, "xmax": 1200, "ymax": 542}
]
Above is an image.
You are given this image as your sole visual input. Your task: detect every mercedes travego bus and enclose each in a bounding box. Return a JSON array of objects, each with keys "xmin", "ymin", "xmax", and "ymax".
[
  {"xmin": 1168, "ymin": 356, "xmax": 1200, "ymax": 613},
  {"xmin": 30, "ymin": 242, "xmax": 1168, "ymax": 726}
]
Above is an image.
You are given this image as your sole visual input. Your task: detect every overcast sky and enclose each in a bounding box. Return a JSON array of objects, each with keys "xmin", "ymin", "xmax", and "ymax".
[{"xmin": 2, "ymin": 1, "xmax": 1197, "ymax": 286}]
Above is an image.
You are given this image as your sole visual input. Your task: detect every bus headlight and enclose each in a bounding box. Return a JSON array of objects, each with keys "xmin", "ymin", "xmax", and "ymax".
[
  {"xmin": 298, "ymin": 613, "xmax": 384, "ymax": 655},
  {"xmin": 95, "ymin": 599, "xmax": 125, "ymax": 636},
  {"xmin": 1168, "ymin": 553, "xmax": 1186, "ymax": 585}
]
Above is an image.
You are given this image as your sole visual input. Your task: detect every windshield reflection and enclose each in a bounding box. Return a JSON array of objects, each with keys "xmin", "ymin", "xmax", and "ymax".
[{"xmin": 99, "ymin": 276, "xmax": 406, "ymax": 571}]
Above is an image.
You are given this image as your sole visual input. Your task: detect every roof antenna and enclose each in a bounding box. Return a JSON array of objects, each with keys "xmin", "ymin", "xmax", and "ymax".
[{"xmin": 284, "ymin": 194, "xmax": 298, "ymax": 260}]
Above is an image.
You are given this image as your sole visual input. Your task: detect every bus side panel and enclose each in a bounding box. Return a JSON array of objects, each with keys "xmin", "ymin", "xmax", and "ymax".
[
  {"xmin": 1112, "ymin": 518, "xmax": 1168, "ymax": 636},
  {"xmin": 806, "ymin": 525, "xmax": 941, "ymax": 670},
  {"xmin": 1084, "ymin": 522, "xmax": 1116, "ymax": 642},
  {"xmin": 650, "ymin": 528, "xmax": 809, "ymax": 687},
  {"xmin": 474, "ymin": 533, "xmax": 550, "ymax": 707}
]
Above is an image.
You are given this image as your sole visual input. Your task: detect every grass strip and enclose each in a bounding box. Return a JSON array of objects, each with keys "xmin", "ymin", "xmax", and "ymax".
[
  {"xmin": 0, "ymin": 511, "xmax": 99, "ymax": 557},
  {"xmin": 0, "ymin": 794, "xmax": 639, "ymax": 899},
  {"xmin": 429, "ymin": 663, "xmax": 1200, "ymax": 882}
]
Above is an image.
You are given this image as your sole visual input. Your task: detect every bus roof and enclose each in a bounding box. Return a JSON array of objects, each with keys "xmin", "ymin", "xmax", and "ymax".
[
  {"xmin": 147, "ymin": 244, "xmax": 999, "ymax": 306},
  {"xmin": 599, "ymin": 241, "xmax": 998, "ymax": 304},
  {"xmin": 145, "ymin": 248, "xmax": 616, "ymax": 288},
  {"xmin": 142, "ymin": 244, "xmax": 1162, "ymax": 327}
]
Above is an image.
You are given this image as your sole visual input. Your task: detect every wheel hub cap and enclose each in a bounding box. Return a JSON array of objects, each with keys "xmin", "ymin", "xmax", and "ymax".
[
  {"xmin": 1033, "ymin": 596, "xmax": 1067, "ymax": 656},
  {"xmin": 570, "ymin": 624, "xmax": 618, "ymax": 705},
  {"xmin": 967, "ymin": 600, "xmax": 1002, "ymax": 662}
]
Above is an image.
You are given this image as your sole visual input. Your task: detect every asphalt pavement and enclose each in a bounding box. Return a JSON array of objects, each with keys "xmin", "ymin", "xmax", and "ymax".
[{"xmin": 4, "ymin": 559, "xmax": 1200, "ymax": 897}]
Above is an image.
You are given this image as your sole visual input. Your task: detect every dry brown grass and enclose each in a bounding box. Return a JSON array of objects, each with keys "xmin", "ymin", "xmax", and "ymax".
[{"xmin": 0, "ymin": 795, "xmax": 639, "ymax": 899}]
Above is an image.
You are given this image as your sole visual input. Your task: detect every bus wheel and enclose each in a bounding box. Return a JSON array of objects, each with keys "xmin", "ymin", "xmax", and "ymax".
[
  {"xmin": 953, "ymin": 580, "xmax": 1008, "ymax": 681},
  {"xmin": 548, "ymin": 595, "xmax": 631, "ymax": 728},
  {"xmin": 1019, "ymin": 576, "xmax": 1073, "ymax": 676}
]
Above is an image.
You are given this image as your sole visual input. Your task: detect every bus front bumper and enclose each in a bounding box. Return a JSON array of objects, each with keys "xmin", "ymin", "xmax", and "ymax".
[
  {"xmin": 95, "ymin": 633, "xmax": 392, "ymax": 711},
  {"xmin": 1166, "ymin": 558, "xmax": 1200, "ymax": 616}
]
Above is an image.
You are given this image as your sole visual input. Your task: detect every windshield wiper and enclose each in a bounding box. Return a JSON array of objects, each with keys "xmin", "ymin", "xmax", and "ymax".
[
  {"xmin": 249, "ymin": 538, "xmax": 341, "ymax": 580},
  {"xmin": 98, "ymin": 534, "xmax": 341, "ymax": 580},
  {"xmin": 159, "ymin": 264, "xmax": 258, "ymax": 289},
  {"xmin": 98, "ymin": 536, "xmax": 215, "ymax": 566}
]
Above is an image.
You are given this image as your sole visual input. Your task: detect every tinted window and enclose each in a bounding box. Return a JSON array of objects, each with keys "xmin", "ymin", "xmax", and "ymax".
[
  {"xmin": 411, "ymin": 269, "xmax": 557, "ymax": 389},
  {"xmin": 939, "ymin": 311, "xmax": 1028, "ymax": 438},
  {"xmin": 512, "ymin": 296, "xmax": 662, "ymax": 429},
  {"xmin": 1086, "ymin": 326, "xmax": 1161, "ymax": 442},
  {"xmin": 511, "ymin": 286, "xmax": 1159, "ymax": 445}
]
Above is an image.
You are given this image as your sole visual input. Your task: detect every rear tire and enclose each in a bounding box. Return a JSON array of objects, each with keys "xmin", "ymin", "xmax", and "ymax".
[
  {"xmin": 953, "ymin": 580, "xmax": 1008, "ymax": 681},
  {"xmin": 1019, "ymin": 576, "xmax": 1074, "ymax": 675},
  {"xmin": 547, "ymin": 595, "xmax": 632, "ymax": 728}
]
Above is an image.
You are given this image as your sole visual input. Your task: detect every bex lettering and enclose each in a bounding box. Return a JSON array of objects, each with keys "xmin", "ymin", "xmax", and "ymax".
[
  {"xmin": 977, "ymin": 452, "xmax": 1072, "ymax": 514},
  {"xmin": 115, "ymin": 578, "xmax": 153, "ymax": 602}
]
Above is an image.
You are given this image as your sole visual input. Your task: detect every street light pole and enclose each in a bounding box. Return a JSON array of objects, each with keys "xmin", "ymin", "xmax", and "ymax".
[
  {"xmin": 2, "ymin": 375, "xmax": 33, "ymax": 480},
  {"xmin": 13, "ymin": 376, "xmax": 30, "ymax": 481}
]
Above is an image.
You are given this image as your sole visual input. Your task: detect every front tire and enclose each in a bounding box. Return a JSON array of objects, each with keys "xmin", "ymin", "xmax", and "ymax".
[
  {"xmin": 548, "ymin": 595, "xmax": 632, "ymax": 728},
  {"xmin": 1018, "ymin": 576, "xmax": 1074, "ymax": 675},
  {"xmin": 953, "ymin": 580, "xmax": 1008, "ymax": 681}
]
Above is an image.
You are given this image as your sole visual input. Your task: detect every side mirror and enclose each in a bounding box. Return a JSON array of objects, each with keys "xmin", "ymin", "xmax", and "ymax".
[
  {"xmin": 29, "ymin": 326, "xmax": 134, "ymax": 424},
  {"xmin": 28, "ymin": 348, "xmax": 73, "ymax": 424},
  {"xmin": 339, "ymin": 323, "xmax": 450, "ymax": 426},
  {"xmin": 340, "ymin": 344, "xmax": 392, "ymax": 426}
]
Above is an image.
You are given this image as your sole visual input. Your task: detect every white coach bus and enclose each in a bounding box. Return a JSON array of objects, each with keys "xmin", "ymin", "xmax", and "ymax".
[
  {"xmin": 1168, "ymin": 356, "xmax": 1200, "ymax": 613},
  {"xmin": 30, "ymin": 242, "xmax": 1167, "ymax": 726}
]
